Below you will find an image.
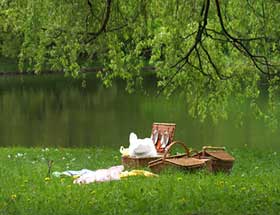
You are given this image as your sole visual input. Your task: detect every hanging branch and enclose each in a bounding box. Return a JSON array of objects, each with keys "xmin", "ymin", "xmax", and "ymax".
[
  {"xmin": 86, "ymin": 0, "xmax": 112, "ymax": 43},
  {"xmin": 171, "ymin": 0, "xmax": 210, "ymax": 69},
  {"xmin": 158, "ymin": 0, "xmax": 279, "ymax": 95},
  {"xmin": 214, "ymin": 0, "xmax": 272, "ymax": 76},
  {"xmin": 157, "ymin": 0, "xmax": 211, "ymax": 95},
  {"xmin": 195, "ymin": 47, "xmax": 213, "ymax": 79}
]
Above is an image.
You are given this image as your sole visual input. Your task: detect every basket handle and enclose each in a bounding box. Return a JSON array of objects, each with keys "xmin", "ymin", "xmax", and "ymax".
[
  {"xmin": 202, "ymin": 146, "xmax": 225, "ymax": 156},
  {"xmin": 190, "ymin": 149, "xmax": 200, "ymax": 159},
  {"xmin": 202, "ymin": 146, "xmax": 225, "ymax": 151},
  {"xmin": 163, "ymin": 141, "xmax": 190, "ymax": 161}
]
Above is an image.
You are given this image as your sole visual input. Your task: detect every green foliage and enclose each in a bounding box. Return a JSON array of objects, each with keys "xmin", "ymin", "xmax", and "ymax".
[{"xmin": 0, "ymin": 0, "xmax": 279, "ymax": 127}]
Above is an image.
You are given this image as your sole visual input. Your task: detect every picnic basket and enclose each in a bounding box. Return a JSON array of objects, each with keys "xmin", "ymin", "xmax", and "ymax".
[
  {"xmin": 192, "ymin": 146, "xmax": 235, "ymax": 173},
  {"xmin": 148, "ymin": 141, "xmax": 207, "ymax": 173},
  {"xmin": 121, "ymin": 122, "xmax": 176, "ymax": 168},
  {"xmin": 121, "ymin": 155, "xmax": 163, "ymax": 169},
  {"xmin": 151, "ymin": 122, "xmax": 176, "ymax": 153}
]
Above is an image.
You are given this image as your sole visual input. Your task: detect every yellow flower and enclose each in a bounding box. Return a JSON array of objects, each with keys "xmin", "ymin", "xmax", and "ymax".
[
  {"xmin": 11, "ymin": 194, "xmax": 17, "ymax": 200},
  {"xmin": 177, "ymin": 177, "xmax": 183, "ymax": 181},
  {"xmin": 44, "ymin": 177, "xmax": 51, "ymax": 182},
  {"xmin": 72, "ymin": 175, "xmax": 80, "ymax": 179},
  {"xmin": 178, "ymin": 197, "xmax": 187, "ymax": 204}
]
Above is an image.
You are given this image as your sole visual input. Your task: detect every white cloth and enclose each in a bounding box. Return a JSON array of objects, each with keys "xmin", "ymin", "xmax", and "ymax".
[
  {"xmin": 53, "ymin": 169, "xmax": 94, "ymax": 177},
  {"xmin": 128, "ymin": 132, "xmax": 157, "ymax": 158},
  {"xmin": 73, "ymin": 165, "xmax": 124, "ymax": 184},
  {"xmin": 52, "ymin": 165, "xmax": 124, "ymax": 184}
]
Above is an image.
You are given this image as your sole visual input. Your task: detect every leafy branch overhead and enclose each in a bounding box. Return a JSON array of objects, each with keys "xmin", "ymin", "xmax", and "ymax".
[
  {"xmin": 167, "ymin": 0, "xmax": 278, "ymax": 87},
  {"xmin": 0, "ymin": 0, "xmax": 279, "ymax": 127}
]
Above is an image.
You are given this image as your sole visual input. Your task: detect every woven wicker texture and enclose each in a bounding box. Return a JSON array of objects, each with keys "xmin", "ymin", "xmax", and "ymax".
[
  {"xmin": 205, "ymin": 151, "xmax": 235, "ymax": 161},
  {"xmin": 165, "ymin": 157, "xmax": 205, "ymax": 167}
]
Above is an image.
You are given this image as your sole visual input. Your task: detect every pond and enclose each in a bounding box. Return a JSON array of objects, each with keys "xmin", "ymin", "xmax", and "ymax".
[{"xmin": 0, "ymin": 73, "xmax": 279, "ymax": 150}]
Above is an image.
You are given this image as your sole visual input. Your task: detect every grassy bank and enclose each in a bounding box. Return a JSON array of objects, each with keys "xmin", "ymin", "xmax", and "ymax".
[{"xmin": 0, "ymin": 147, "xmax": 279, "ymax": 215}]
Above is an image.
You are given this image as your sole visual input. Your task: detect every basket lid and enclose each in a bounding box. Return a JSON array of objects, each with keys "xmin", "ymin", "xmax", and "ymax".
[
  {"xmin": 205, "ymin": 151, "xmax": 235, "ymax": 161},
  {"xmin": 165, "ymin": 157, "xmax": 206, "ymax": 167}
]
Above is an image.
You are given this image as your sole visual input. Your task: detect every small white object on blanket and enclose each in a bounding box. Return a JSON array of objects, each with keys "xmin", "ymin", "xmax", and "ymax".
[{"xmin": 128, "ymin": 132, "xmax": 157, "ymax": 158}]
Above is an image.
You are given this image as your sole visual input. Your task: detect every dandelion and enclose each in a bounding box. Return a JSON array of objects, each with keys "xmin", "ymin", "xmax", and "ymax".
[
  {"xmin": 178, "ymin": 197, "xmax": 187, "ymax": 204},
  {"xmin": 72, "ymin": 175, "xmax": 79, "ymax": 180},
  {"xmin": 11, "ymin": 194, "xmax": 17, "ymax": 200},
  {"xmin": 44, "ymin": 177, "xmax": 51, "ymax": 182},
  {"xmin": 177, "ymin": 177, "xmax": 182, "ymax": 181}
]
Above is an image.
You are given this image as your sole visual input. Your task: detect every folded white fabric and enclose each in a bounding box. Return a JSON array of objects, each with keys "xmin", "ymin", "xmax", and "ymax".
[
  {"xmin": 52, "ymin": 169, "xmax": 94, "ymax": 177},
  {"xmin": 128, "ymin": 132, "xmax": 157, "ymax": 157},
  {"xmin": 73, "ymin": 165, "xmax": 124, "ymax": 184}
]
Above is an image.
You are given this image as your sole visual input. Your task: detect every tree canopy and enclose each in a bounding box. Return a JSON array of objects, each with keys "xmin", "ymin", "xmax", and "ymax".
[{"xmin": 0, "ymin": 0, "xmax": 280, "ymax": 127}]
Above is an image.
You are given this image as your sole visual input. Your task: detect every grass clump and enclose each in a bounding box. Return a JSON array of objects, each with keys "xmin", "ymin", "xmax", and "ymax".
[{"xmin": 0, "ymin": 147, "xmax": 280, "ymax": 215}]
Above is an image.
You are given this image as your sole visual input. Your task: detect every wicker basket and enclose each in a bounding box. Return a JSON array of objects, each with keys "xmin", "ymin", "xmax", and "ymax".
[
  {"xmin": 148, "ymin": 141, "xmax": 206, "ymax": 173},
  {"xmin": 121, "ymin": 154, "xmax": 163, "ymax": 169},
  {"xmin": 151, "ymin": 122, "xmax": 176, "ymax": 153},
  {"xmin": 192, "ymin": 146, "xmax": 235, "ymax": 173}
]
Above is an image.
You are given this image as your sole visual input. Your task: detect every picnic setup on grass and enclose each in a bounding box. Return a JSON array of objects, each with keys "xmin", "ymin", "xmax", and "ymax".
[
  {"xmin": 121, "ymin": 122, "xmax": 235, "ymax": 174},
  {"xmin": 53, "ymin": 122, "xmax": 235, "ymax": 184}
]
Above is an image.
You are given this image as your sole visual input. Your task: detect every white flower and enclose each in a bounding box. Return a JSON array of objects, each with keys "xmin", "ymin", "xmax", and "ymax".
[{"xmin": 15, "ymin": 153, "xmax": 24, "ymax": 158}]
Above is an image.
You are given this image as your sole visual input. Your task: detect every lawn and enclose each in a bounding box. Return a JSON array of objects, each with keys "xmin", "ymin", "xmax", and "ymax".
[{"xmin": 0, "ymin": 147, "xmax": 279, "ymax": 215}]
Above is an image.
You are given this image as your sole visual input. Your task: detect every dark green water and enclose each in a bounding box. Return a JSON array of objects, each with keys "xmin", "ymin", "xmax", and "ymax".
[{"xmin": 0, "ymin": 73, "xmax": 279, "ymax": 150}]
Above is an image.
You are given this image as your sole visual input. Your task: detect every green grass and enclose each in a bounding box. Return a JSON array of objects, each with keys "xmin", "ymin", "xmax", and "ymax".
[{"xmin": 0, "ymin": 147, "xmax": 280, "ymax": 215}]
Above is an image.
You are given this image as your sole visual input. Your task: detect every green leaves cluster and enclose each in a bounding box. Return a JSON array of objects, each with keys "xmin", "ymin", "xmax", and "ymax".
[{"xmin": 0, "ymin": 0, "xmax": 279, "ymax": 127}]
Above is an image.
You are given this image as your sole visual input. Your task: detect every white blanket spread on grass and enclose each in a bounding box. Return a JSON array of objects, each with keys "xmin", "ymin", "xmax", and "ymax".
[{"xmin": 53, "ymin": 165, "xmax": 124, "ymax": 184}]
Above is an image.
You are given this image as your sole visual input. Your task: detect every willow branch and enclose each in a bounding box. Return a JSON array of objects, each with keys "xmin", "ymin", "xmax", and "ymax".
[
  {"xmin": 87, "ymin": 0, "xmax": 112, "ymax": 43},
  {"xmin": 158, "ymin": 0, "xmax": 210, "ymax": 95},
  {"xmin": 214, "ymin": 0, "xmax": 273, "ymax": 76}
]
